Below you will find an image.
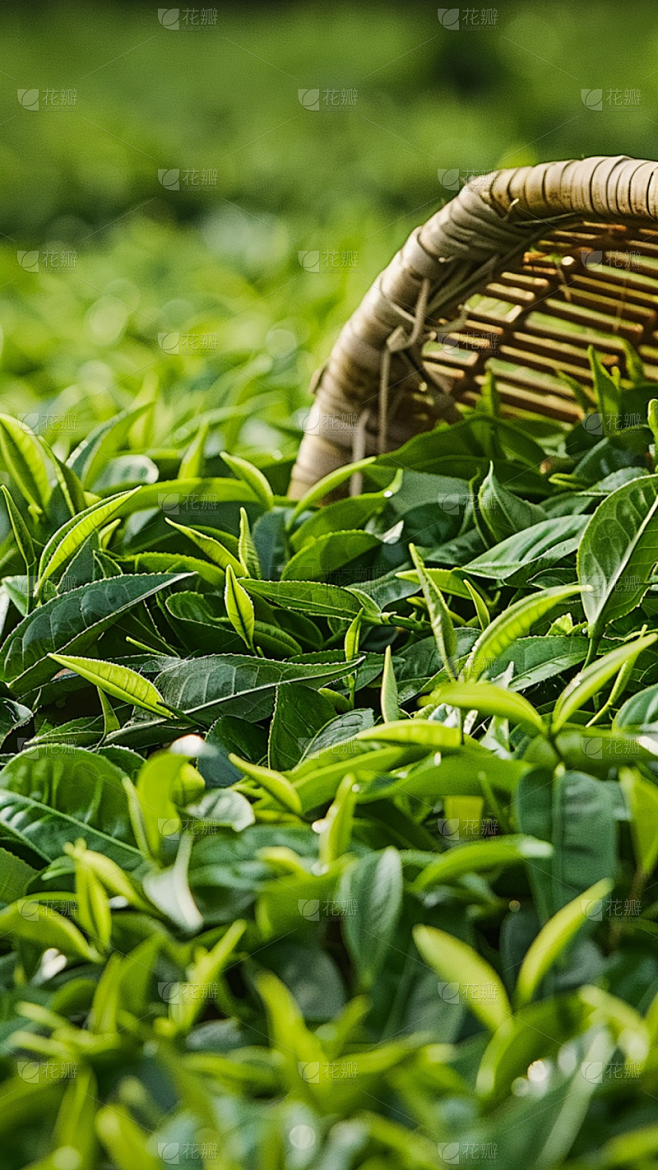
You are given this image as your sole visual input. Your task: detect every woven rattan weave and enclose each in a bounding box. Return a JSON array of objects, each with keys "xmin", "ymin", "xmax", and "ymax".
[{"xmin": 288, "ymin": 155, "xmax": 658, "ymax": 497}]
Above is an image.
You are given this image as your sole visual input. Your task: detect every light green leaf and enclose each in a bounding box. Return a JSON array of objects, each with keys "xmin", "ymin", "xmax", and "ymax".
[
  {"xmin": 357, "ymin": 720, "xmax": 461, "ymax": 749},
  {"xmin": 412, "ymin": 835, "xmax": 552, "ymax": 892},
  {"xmin": 238, "ymin": 507, "xmax": 261, "ymax": 578},
  {"xmin": 620, "ymin": 768, "xmax": 658, "ymax": 876},
  {"xmin": 0, "ymin": 847, "xmax": 37, "ymax": 903},
  {"xmin": 414, "ymin": 924, "xmax": 511, "ymax": 1032},
  {"xmin": 221, "ymin": 450, "xmax": 274, "ymax": 510},
  {"xmin": 67, "ymin": 841, "xmax": 112, "ymax": 952},
  {"xmin": 344, "ymin": 610, "xmax": 363, "ymax": 663},
  {"xmin": 48, "ymin": 653, "xmax": 174, "ymax": 718},
  {"xmin": 37, "ymin": 488, "xmax": 139, "ymax": 592},
  {"xmin": 168, "ymin": 919, "xmax": 247, "ymax": 1033},
  {"xmin": 0, "ymin": 414, "xmax": 51, "ymax": 513},
  {"xmin": 165, "ymin": 517, "xmax": 244, "ymax": 575},
  {"xmin": 291, "ymin": 477, "xmax": 400, "ymax": 551},
  {"xmin": 589, "ymin": 345, "xmax": 621, "ymax": 434},
  {"xmin": 463, "ymin": 584, "xmax": 584, "ymax": 681},
  {"xmin": 0, "ymin": 899, "xmax": 99, "ymax": 961},
  {"xmin": 67, "ymin": 403, "xmax": 151, "ymax": 487},
  {"xmin": 135, "ymin": 751, "xmax": 185, "ymax": 858},
  {"xmin": 410, "ymin": 544, "xmax": 456, "ymax": 679},
  {"xmin": 178, "ymin": 419, "xmax": 209, "ymax": 479},
  {"xmin": 428, "ymin": 681, "xmax": 544, "ymax": 735},
  {"xmin": 463, "ymin": 516, "xmax": 587, "ymax": 580},
  {"xmin": 0, "ymin": 745, "xmax": 139, "ymax": 867},
  {"xmin": 381, "ymin": 645, "xmax": 400, "ymax": 723},
  {"xmin": 43, "ymin": 441, "xmax": 87, "ymax": 516},
  {"xmin": 96, "ymin": 1104, "xmax": 161, "ymax": 1170},
  {"xmin": 478, "ymin": 463, "xmax": 546, "ymax": 542},
  {"xmin": 464, "ymin": 579, "xmax": 490, "ymax": 630},
  {"xmin": 396, "ymin": 567, "xmax": 472, "ymax": 599},
  {"xmin": 141, "ymin": 833, "xmax": 202, "ymax": 933},
  {"xmin": 1, "ymin": 573, "xmax": 188, "ymax": 694},
  {"xmin": 319, "ymin": 772, "xmax": 359, "ymax": 865},
  {"xmin": 615, "ymin": 681, "xmax": 658, "ymax": 732},
  {"xmin": 0, "ymin": 698, "xmax": 32, "ymax": 748},
  {"xmin": 228, "ymin": 754, "xmax": 302, "ymax": 814},
  {"xmin": 255, "ymin": 969, "xmax": 326, "ymax": 1096},
  {"xmin": 130, "ymin": 550, "xmax": 224, "ymax": 587},
  {"xmin": 281, "ymin": 530, "xmax": 380, "ymax": 582},
  {"xmin": 514, "ymin": 878, "xmax": 613, "ymax": 1008},
  {"xmin": 185, "ymin": 788, "xmax": 255, "ymax": 833},
  {"xmin": 224, "ymin": 564, "xmax": 255, "ymax": 650},
  {"xmin": 288, "ymin": 456, "xmax": 376, "ymax": 525},
  {"xmin": 1, "ymin": 486, "xmax": 35, "ymax": 572},
  {"xmin": 552, "ymin": 633, "xmax": 658, "ymax": 731}
]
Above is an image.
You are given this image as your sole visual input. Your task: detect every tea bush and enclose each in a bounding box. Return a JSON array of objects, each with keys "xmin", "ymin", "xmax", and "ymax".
[{"xmin": 1, "ymin": 349, "xmax": 658, "ymax": 1166}]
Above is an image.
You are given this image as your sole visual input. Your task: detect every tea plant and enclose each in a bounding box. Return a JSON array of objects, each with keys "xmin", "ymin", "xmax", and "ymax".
[{"xmin": 1, "ymin": 348, "xmax": 658, "ymax": 1167}]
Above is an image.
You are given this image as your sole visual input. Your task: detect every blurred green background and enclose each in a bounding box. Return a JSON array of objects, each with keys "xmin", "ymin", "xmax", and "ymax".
[{"xmin": 1, "ymin": 0, "xmax": 657, "ymax": 480}]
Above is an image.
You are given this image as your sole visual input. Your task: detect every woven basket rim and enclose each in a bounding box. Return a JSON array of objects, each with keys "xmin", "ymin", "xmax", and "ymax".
[{"xmin": 288, "ymin": 155, "xmax": 658, "ymax": 498}]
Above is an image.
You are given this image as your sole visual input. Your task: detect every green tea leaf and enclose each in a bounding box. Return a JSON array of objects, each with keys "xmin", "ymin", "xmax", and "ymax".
[
  {"xmin": 414, "ymin": 924, "xmax": 511, "ymax": 1032},
  {"xmin": 514, "ymin": 878, "xmax": 613, "ymax": 1007},
  {"xmin": 589, "ymin": 345, "xmax": 621, "ymax": 435},
  {"xmin": 615, "ymin": 682, "xmax": 658, "ymax": 732},
  {"xmin": 463, "ymin": 517, "xmax": 587, "ymax": 580},
  {"xmin": 620, "ymin": 768, "xmax": 658, "ymax": 875},
  {"xmin": 142, "ymin": 832, "xmax": 202, "ymax": 932},
  {"xmin": 1, "ymin": 573, "xmax": 188, "ymax": 694},
  {"xmin": 413, "ymin": 835, "xmax": 552, "ymax": 891},
  {"xmin": 165, "ymin": 517, "xmax": 244, "ymax": 575},
  {"xmin": 243, "ymin": 579, "xmax": 367, "ymax": 619},
  {"xmin": 37, "ymin": 488, "xmax": 139, "ymax": 592},
  {"xmin": 0, "ymin": 846, "xmax": 37, "ymax": 903},
  {"xmin": 380, "ymin": 645, "xmax": 400, "ymax": 723},
  {"xmin": 463, "ymin": 584, "xmax": 584, "ymax": 681},
  {"xmin": 135, "ymin": 751, "xmax": 186, "ymax": 857},
  {"xmin": 552, "ymin": 633, "xmax": 658, "ymax": 731},
  {"xmin": 578, "ymin": 474, "xmax": 658, "ymax": 637},
  {"xmin": 221, "ymin": 450, "xmax": 274, "ymax": 510},
  {"xmin": 396, "ymin": 566, "xmax": 472, "ymax": 599},
  {"xmin": 0, "ymin": 898, "xmax": 99, "ymax": 961},
  {"xmin": 224, "ymin": 564, "xmax": 255, "ymax": 650},
  {"xmin": 268, "ymin": 683, "xmax": 335, "ymax": 771},
  {"xmin": 130, "ymin": 550, "xmax": 225, "ymax": 587},
  {"xmin": 67, "ymin": 403, "xmax": 151, "ymax": 488},
  {"xmin": 48, "ymin": 653, "xmax": 174, "ymax": 718},
  {"xmin": 319, "ymin": 772, "xmax": 359, "ymax": 865},
  {"xmin": 339, "ymin": 848, "xmax": 402, "ymax": 990},
  {"xmin": 0, "ymin": 745, "xmax": 139, "ymax": 866},
  {"xmin": 428, "ymin": 681, "xmax": 544, "ymax": 734},
  {"xmin": 0, "ymin": 414, "xmax": 51, "ymax": 513},
  {"xmin": 227, "ymin": 754, "xmax": 302, "ymax": 814},
  {"xmin": 238, "ymin": 507, "xmax": 261, "ymax": 578},
  {"xmin": 178, "ymin": 419, "xmax": 209, "ymax": 479},
  {"xmin": 167, "ymin": 919, "xmax": 247, "ymax": 1033},
  {"xmin": 478, "ymin": 463, "xmax": 546, "ymax": 542},
  {"xmin": 410, "ymin": 544, "xmax": 456, "ymax": 679},
  {"xmin": 1, "ymin": 486, "xmax": 35, "ymax": 573},
  {"xmin": 357, "ymin": 720, "xmax": 461, "ymax": 749},
  {"xmin": 465, "ymin": 578, "xmax": 490, "ymax": 630},
  {"xmin": 281, "ymin": 530, "xmax": 380, "ymax": 582},
  {"xmin": 291, "ymin": 482, "xmax": 399, "ymax": 551},
  {"xmin": 288, "ymin": 456, "xmax": 376, "ymax": 525}
]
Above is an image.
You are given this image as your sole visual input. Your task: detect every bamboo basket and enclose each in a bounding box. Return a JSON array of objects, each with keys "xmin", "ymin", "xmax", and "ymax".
[{"xmin": 288, "ymin": 155, "xmax": 658, "ymax": 498}]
